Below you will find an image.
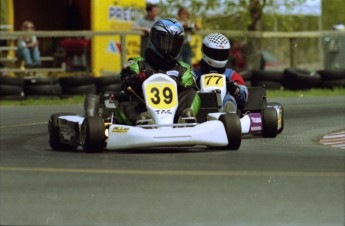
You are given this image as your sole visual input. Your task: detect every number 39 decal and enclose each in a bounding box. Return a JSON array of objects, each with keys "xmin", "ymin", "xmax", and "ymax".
[{"xmin": 145, "ymin": 83, "xmax": 177, "ymax": 109}]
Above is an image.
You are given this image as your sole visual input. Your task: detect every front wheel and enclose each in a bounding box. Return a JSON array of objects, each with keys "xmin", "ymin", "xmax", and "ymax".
[
  {"xmin": 81, "ymin": 116, "xmax": 106, "ymax": 153},
  {"xmin": 48, "ymin": 113, "xmax": 78, "ymax": 151},
  {"xmin": 267, "ymin": 102, "xmax": 284, "ymax": 134},
  {"xmin": 262, "ymin": 108, "xmax": 278, "ymax": 138},
  {"xmin": 219, "ymin": 113, "xmax": 242, "ymax": 150}
]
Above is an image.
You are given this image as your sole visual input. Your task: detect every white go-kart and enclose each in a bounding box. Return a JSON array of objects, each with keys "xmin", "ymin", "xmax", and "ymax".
[
  {"xmin": 48, "ymin": 73, "xmax": 242, "ymax": 153},
  {"xmin": 197, "ymin": 73, "xmax": 284, "ymax": 138}
]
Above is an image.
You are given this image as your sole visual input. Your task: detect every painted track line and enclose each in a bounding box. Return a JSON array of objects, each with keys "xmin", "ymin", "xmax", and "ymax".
[
  {"xmin": 320, "ymin": 130, "xmax": 345, "ymax": 150},
  {"xmin": 0, "ymin": 166, "xmax": 344, "ymax": 177},
  {"xmin": 0, "ymin": 121, "xmax": 47, "ymax": 129}
]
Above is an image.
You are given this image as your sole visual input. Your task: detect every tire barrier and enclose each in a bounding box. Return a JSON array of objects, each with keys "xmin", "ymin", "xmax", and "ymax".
[
  {"xmin": 1, "ymin": 69, "xmax": 343, "ymax": 100},
  {"xmin": 24, "ymin": 76, "xmax": 62, "ymax": 98},
  {"xmin": 317, "ymin": 69, "xmax": 345, "ymax": 88},
  {"xmin": 94, "ymin": 75, "xmax": 122, "ymax": 93},
  {"xmin": 252, "ymin": 70, "xmax": 284, "ymax": 90},
  {"xmin": 0, "ymin": 76, "xmax": 24, "ymax": 100},
  {"xmin": 58, "ymin": 75, "xmax": 96, "ymax": 97}
]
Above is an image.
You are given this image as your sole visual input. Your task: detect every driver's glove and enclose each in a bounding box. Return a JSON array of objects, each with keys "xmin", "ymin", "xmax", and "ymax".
[{"xmin": 226, "ymin": 81, "xmax": 240, "ymax": 96}]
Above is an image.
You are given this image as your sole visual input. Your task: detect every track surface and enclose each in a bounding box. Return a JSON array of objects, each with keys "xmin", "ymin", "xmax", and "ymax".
[{"xmin": 0, "ymin": 96, "xmax": 344, "ymax": 226}]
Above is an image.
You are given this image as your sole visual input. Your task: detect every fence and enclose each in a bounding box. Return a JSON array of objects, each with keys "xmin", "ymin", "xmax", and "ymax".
[{"xmin": 0, "ymin": 30, "xmax": 344, "ymax": 74}]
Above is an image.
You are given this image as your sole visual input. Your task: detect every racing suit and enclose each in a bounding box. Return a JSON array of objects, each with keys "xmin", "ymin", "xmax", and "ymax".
[
  {"xmin": 193, "ymin": 59, "xmax": 248, "ymax": 110},
  {"xmin": 116, "ymin": 50, "xmax": 201, "ymax": 125}
]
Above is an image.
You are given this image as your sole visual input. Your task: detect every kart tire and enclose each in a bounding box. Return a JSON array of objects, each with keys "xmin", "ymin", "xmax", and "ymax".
[
  {"xmin": 84, "ymin": 94, "xmax": 100, "ymax": 117},
  {"xmin": 48, "ymin": 113, "xmax": 78, "ymax": 151},
  {"xmin": 317, "ymin": 69, "xmax": 345, "ymax": 80},
  {"xmin": 283, "ymin": 68, "xmax": 321, "ymax": 90},
  {"xmin": 219, "ymin": 113, "xmax": 241, "ymax": 150},
  {"xmin": 81, "ymin": 116, "xmax": 105, "ymax": 153},
  {"xmin": 267, "ymin": 102, "xmax": 284, "ymax": 134},
  {"xmin": 262, "ymin": 108, "xmax": 278, "ymax": 138}
]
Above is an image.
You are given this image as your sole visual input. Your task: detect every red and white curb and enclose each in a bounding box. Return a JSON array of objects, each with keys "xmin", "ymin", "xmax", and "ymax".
[{"xmin": 320, "ymin": 130, "xmax": 345, "ymax": 150}]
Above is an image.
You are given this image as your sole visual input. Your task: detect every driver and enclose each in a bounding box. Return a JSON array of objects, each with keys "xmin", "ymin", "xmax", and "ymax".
[
  {"xmin": 117, "ymin": 18, "xmax": 200, "ymax": 125},
  {"xmin": 193, "ymin": 33, "xmax": 248, "ymax": 112}
]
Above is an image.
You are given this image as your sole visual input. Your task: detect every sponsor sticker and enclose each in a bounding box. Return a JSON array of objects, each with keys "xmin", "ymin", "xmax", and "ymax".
[{"xmin": 112, "ymin": 127, "xmax": 129, "ymax": 133}]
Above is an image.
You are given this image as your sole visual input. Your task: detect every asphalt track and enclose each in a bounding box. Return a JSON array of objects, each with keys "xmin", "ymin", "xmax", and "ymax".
[{"xmin": 0, "ymin": 96, "xmax": 344, "ymax": 226}]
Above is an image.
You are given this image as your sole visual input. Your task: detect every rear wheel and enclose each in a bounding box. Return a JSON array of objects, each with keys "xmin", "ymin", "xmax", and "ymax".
[
  {"xmin": 48, "ymin": 113, "xmax": 78, "ymax": 151},
  {"xmin": 219, "ymin": 113, "xmax": 242, "ymax": 150},
  {"xmin": 267, "ymin": 102, "xmax": 284, "ymax": 134},
  {"xmin": 262, "ymin": 108, "xmax": 278, "ymax": 138},
  {"xmin": 81, "ymin": 116, "xmax": 106, "ymax": 153}
]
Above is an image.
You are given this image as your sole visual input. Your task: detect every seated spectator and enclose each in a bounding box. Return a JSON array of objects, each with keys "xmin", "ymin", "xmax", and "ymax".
[{"xmin": 16, "ymin": 21, "xmax": 41, "ymax": 67}]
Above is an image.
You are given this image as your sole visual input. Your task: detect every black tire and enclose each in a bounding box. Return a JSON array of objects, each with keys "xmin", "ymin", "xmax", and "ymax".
[
  {"xmin": 239, "ymin": 70, "xmax": 252, "ymax": 81},
  {"xmin": 62, "ymin": 84, "xmax": 97, "ymax": 95},
  {"xmin": 24, "ymin": 76, "xmax": 58, "ymax": 86},
  {"xmin": 0, "ymin": 85, "xmax": 24, "ymax": 96},
  {"xmin": 267, "ymin": 102, "xmax": 284, "ymax": 134},
  {"xmin": 317, "ymin": 69, "xmax": 345, "ymax": 81},
  {"xmin": 252, "ymin": 70, "xmax": 284, "ymax": 82},
  {"xmin": 0, "ymin": 95, "xmax": 25, "ymax": 100},
  {"xmin": 262, "ymin": 108, "xmax": 278, "ymax": 138},
  {"xmin": 283, "ymin": 68, "xmax": 321, "ymax": 90},
  {"xmin": 97, "ymin": 84, "xmax": 123, "ymax": 93},
  {"xmin": 24, "ymin": 84, "xmax": 62, "ymax": 96},
  {"xmin": 0, "ymin": 76, "xmax": 24, "ymax": 86},
  {"xmin": 84, "ymin": 94, "xmax": 100, "ymax": 117},
  {"xmin": 319, "ymin": 78, "xmax": 345, "ymax": 89},
  {"xmin": 81, "ymin": 116, "xmax": 105, "ymax": 153},
  {"xmin": 48, "ymin": 113, "xmax": 78, "ymax": 151},
  {"xmin": 219, "ymin": 113, "xmax": 241, "ymax": 150},
  {"xmin": 59, "ymin": 75, "xmax": 94, "ymax": 87},
  {"xmin": 251, "ymin": 80, "xmax": 282, "ymax": 90},
  {"xmin": 94, "ymin": 75, "xmax": 121, "ymax": 86}
]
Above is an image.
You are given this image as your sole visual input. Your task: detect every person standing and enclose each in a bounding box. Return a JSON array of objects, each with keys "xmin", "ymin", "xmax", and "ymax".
[
  {"xmin": 16, "ymin": 21, "xmax": 41, "ymax": 67},
  {"xmin": 132, "ymin": 3, "xmax": 160, "ymax": 57},
  {"xmin": 177, "ymin": 7, "xmax": 198, "ymax": 65}
]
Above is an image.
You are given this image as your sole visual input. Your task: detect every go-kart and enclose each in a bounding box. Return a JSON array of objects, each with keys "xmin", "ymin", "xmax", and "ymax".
[
  {"xmin": 48, "ymin": 73, "xmax": 242, "ymax": 152},
  {"xmin": 196, "ymin": 73, "xmax": 284, "ymax": 138}
]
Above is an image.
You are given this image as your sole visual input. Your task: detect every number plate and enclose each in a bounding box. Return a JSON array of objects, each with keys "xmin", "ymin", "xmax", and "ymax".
[
  {"xmin": 145, "ymin": 83, "xmax": 177, "ymax": 109},
  {"xmin": 202, "ymin": 74, "xmax": 224, "ymax": 88}
]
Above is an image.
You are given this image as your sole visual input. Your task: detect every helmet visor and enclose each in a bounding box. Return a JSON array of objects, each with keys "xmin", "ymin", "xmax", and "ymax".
[
  {"xmin": 152, "ymin": 31, "xmax": 184, "ymax": 59},
  {"xmin": 203, "ymin": 44, "xmax": 229, "ymax": 61}
]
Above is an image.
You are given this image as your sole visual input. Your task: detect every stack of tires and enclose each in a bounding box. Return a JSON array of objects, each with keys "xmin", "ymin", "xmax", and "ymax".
[
  {"xmin": 283, "ymin": 68, "xmax": 321, "ymax": 90},
  {"xmin": 59, "ymin": 75, "xmax": 96, "ymax": 97},
  {"xmin": 251, "ymin": 70, "xmax": 284, "ymax": 89},
  {"xmin": 317, "ymin": 69, "xmax": 345, "ymax": 89},
  {"xmin": 94, "ymin": 74, "xmax": 123, "ymax": 93},
  {"xmin": 239, "ymin": 70, "xmax": 252, "ymax": 87},
  {"xmin": 0, "ymin": 76, "xmax": 24, "ymax": 100},
  {"xmin": 24, "ymin": 76, "xmax": 61, "ymax": 98}
]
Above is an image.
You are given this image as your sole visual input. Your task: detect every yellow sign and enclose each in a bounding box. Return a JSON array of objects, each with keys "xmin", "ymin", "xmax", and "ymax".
[
  {"xmin": 202, "ymin": 74, "xmax": 225, "ymax": 87},
  {"xmin": 145, "ymin": 83, "xmax": 178, "ymax": 109},
  {"xmin": 91, "ymin": 0, "xmax": 145, "ymax": 76}
]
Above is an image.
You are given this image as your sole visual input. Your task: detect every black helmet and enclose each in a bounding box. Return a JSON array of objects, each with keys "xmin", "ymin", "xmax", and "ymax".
[{"xmin": 149, "ymin": 19, "xmax": 184, "ymax": 60}]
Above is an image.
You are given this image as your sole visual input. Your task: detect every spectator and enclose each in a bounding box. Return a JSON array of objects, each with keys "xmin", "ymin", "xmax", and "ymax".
[
  {"xmin": 177, "ymin": 7, "xmax": 198, "ymax": 65},
  {"xmin": 132, "ymin": 3, "xmax": 160, "ymax": 57},
  {"xmin": 228, "ymin": 41, "xmax": 245, "ymax": 71},
  {"xmin": 16, "ymin": 21, "xmax": 41, "ymax": 68}
]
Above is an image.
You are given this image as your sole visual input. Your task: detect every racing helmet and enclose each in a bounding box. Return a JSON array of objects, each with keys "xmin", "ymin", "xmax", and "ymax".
[
  {"xmin": 149, "ymin": 19, "xmax": 184, "ymax": 60},
  {"xmin": 202, "ymin": 33, "xmax": 231, "ymax": 68}
]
